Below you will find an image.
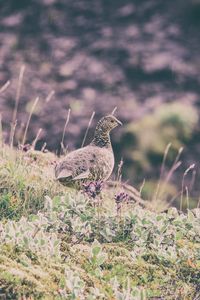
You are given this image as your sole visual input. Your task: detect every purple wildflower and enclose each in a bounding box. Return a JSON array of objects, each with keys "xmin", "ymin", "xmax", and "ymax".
[
  {"xmin": 114, "ymin": 192, "xmax": 130, "ymax": 204},
  {"xmin": 114, "ymin": 192, "xmax": 130, "ymax": 213},
  {"xmin": 83, "ymin": 181, "xmax": 104, "ymax": 199}
]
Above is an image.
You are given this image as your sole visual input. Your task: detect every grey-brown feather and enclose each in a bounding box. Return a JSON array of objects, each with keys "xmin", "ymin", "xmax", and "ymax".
[{"xmin": 55, "ymin": 115, "xmax": 121, "ymax": 187}]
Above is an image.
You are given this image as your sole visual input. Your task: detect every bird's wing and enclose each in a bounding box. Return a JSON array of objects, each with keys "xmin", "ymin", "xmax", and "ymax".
[
  {"xmin": 56, "ymin": 168, "xmax": 90, "ymax": 181},
  {"xmin": 56, "ymin": 169, "xmax": 72, "ymax": 180},
  {"xmin": 55, "ymin": 146, "xmax": 93, "ymax": 181},
  {"xmin": 73, "ymin": 169, "xmax": 90, "ymax": 180}
]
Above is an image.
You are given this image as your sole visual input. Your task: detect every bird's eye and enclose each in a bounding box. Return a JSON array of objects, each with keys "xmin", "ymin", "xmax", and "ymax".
[{"xmin": 111, "ymin": 120, "xmax": 114, "ymax": 123}]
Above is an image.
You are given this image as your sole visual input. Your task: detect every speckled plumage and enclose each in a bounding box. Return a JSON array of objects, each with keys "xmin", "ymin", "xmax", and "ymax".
[{"xmin": 55, "ymin": 115, "xmax": 122, "ymax": 187}]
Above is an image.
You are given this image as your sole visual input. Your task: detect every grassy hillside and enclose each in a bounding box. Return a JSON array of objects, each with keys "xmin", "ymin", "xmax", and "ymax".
[{"xmin": 0, "ymin": 145, "xmax": 200, "ymax": 299}]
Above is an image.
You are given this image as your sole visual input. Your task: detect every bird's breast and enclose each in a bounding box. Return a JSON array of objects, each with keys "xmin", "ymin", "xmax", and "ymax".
[{"xmin": 88, "ymin": 146, "xmax": 114, "ymax": 180}]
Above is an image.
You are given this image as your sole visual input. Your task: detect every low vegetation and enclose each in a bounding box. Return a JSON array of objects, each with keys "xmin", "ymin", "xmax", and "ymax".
[{"xmin": 0, "ymin": 145, "xmax": 200, "ymax": 299}]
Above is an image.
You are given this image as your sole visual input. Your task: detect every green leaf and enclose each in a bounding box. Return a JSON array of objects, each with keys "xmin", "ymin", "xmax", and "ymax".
[
  {"xmin": 92, "ymin": 246, "xmax": 101, "ymax": 257},
  {"xmin": 23, "ymin": 236, "xmax": 29, "ymax": 245},
  {"xmin": 187, "ymin": 210, "xmax": 195, "ymax": 222},
  {"xmin": 97, "ymin": 254, "xmax": 106, "ymax": 265}
]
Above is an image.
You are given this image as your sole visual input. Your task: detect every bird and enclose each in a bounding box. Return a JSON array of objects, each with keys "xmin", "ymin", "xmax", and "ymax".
[{"xmin": 55, "ymin": 115, "xmax": 122, "ymax": 187}]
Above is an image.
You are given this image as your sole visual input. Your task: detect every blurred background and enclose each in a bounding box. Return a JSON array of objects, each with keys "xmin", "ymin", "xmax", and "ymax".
[{"xmin": 0, "ymin": 0, "xmax": 200, "ymax": 206}]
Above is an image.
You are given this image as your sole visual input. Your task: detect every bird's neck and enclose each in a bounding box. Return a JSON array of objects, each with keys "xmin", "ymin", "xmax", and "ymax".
[{"xmin": 91, "ymin": 129, "xmax": 112, "ymax": 148}]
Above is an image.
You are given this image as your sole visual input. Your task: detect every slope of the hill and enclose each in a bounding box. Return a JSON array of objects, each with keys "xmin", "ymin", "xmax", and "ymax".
[{"xmin": 0, "ymin": 145, "xmax": 199, "ymax": 299}]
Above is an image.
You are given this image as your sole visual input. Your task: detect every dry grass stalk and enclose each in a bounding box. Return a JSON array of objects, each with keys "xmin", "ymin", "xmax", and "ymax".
[
  {"xmin": 32, "ymin": 128, "xmax": 43, "ymax": 150},
  {"xmin": 9, "ymin": 120, "xmax": 17, "ymax": 149},
  {"xmin": 151, "ymin": 146, "xmax": 183, "ymax": 211},
  {"xmin": 16, "ymin": 122, "xmax": 25, "ymax": 145},
  {"xmin": 174, "ymin": 147, "xmax": 184, "ymax": 165},
  {"xmin": 81, "ymin": 111, "xmax": 95, "ymax": 147},
  {"xmin": 111, "ymin": 106, "xmax": 118, "ymax": 115},
  {"xmin": 180, "ymin": 164, "xmax": 195, "ymax": 211},
  {"xmin": 61, "ymin": 108, "xmax": 71, "ymax": 153},
  {"xmin": 116, "ymin": 159, "xmax": 123, "ymax": 182},
  {"xmin": 159, "ymin": 161, "xmax": 182, "ymax": 196},
  {"xmin": 10, "ymin": 65, "xmax": 25, "ymax": 145},
  {"xmin": 160, "ymin": 143, "xmax": 172, "ymax": 178},
  {"xmin": 153, "ymin": 143, "xmax": 171, "ymax": 202},
  {"xmin": 0, "ymin": 80, "xmax": 10, "ymax": 94},
  {"xmin": 41, "ymin": 142, "xmax": 47, "ymax": 152},
  {"xmin": 22, "ymin": 97, "xmax": 39, "ymax": 146},
  {"xmin": 45, "ymin": 90, "xmax": 55, "ymax": 103},
  {"xmin": 185, "ymin": 186, "xmax": 189, "ymax": 209},
  {"xmin": 189, "ymin": 169, "xmax": 196, "ymax": 191},
  {"xmin": 139, "ymin": 179, "xmax": 146, "ymax": 196},
  {"xmin": 155, "ymin": 147, "xmax": 183, "ymax": 202}
]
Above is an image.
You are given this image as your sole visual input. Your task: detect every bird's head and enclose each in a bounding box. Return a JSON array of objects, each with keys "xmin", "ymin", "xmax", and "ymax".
[{"xmin": 96, "ymin": 115, "xmax": 122, "ymax": 133}]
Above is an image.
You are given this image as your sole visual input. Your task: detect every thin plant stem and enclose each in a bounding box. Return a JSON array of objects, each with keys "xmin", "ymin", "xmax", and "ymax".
[
  {"xmin": 160, "ymin": 143, "xmax": 172, "ymax": 178},
  {"xmin": 185, "ymin": 186, "xmax": 189, "ymax": 210},
  {"xmin": 174, "ymin": 147, "xmax": 184, "ymax": 165},
  {"xmin": 111, "ymin": 106, "xmax": 117, "ymax": 115},
  {"xmin": 61, "ymin": 108, "xmax": 71, "ymax": 152},
  {"xmin": 41, "ymin": 142, "xmax": 47, "ymax": 152},
  {"xmin": 159, "ymin": 161, "xmax": 182, "ymax": 197},
  {"xmin": 180, "ymin": 164, "xmax": 195, "ymax": 211},
  {"xmin": 45, "ymin": 90, "xmax": 55, "ymax": 103},
  {"xmin": 32, "ymin": 128, "xmax": 42, "ymax": 150},
  {"xmin": 162, "ymin": 147, "xmax": 183, "ymax": 182},
  {"xmin": 153, "ymin": 143, "xmax": 171, "ymax": 202},
  {"xmin": 17, "ymin": 122, "xmax": 25, "ymax": 146},
  {"xmin": 117, "ymin": 159, "xmax": 123, "ymax": 183},
  {"xmin": 81, "ymin": 111, "xmax": 95, "ymax": 148},
  {"xmin": 10, "ymin": 65, "xmax": 25, "ymax": 145},
  {"xmin": 155, "ymin": 147, "xmax": 183, "ymax": 201},
  {"xmin": 22, "ymin": 97, "xmax": 39, "ymax": 146},
  {"xmin": 0, "ymin": 80, "xmax": 10, "ymax": 94},
  {"xmin": 9, "ymin": 120, "xmax": 17, "ymax": 149},
  {"xmin": 139, "ymin": 179, "xmax": 146, "ymax": 197},
  {"xmin": 190, "ymin": 170, "xmax": 196, "ymax": 191}
]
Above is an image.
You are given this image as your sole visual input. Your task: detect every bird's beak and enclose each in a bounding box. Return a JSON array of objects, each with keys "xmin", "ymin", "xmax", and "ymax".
[{"xmin": 116, "ymin": 119, "xmax": 122, "ymax": 126}]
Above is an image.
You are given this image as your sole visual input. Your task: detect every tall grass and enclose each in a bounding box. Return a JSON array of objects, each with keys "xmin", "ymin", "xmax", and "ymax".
[
  {"xmin": 81, "ymin": 111, "xmax": 95, "ymax": 147},
  {"xmin": 22, "ymin": 96, "xmax": 40, "ymax": 145},
  {"xmin": 60, "ymin": 108, "xmax": 71, "ymax": 154},
  {"xmin": 0, "ymin": 80, "xmax": 10, "ymax": 94},
  {"xmin": 10, "ymin": 65, "xmax": 25, "ymax": 146}
]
